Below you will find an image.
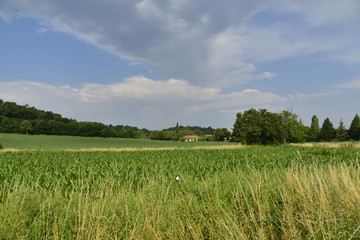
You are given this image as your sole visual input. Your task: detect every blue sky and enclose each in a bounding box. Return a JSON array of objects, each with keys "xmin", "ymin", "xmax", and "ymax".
[{"xmin": 1, "ymin": 0, "xmax": 359, "ymax": 129}]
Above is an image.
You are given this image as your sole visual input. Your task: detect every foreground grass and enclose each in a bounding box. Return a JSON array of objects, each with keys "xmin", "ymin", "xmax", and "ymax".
[
  {"xmin": 0, "ymin": 133, "xmax": 238, "ymax": 150},
  {"xmin": 0, "ymin": 147, "xmax": 359, "ymax": 239}
]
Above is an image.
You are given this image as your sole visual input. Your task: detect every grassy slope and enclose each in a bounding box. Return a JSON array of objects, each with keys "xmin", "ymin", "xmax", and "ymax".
[
  {"xmin": 0, "ymin": 133, "xmax": 238, "ymax": 150},
  {"xmin": 0, "ymin": 147, "xmax": 359, "ymax": 239}
]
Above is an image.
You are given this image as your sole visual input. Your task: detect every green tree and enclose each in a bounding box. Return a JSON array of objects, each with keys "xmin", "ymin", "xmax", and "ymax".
[
  {"xmin": 174, "ymin": 122, "xmax": 181, "ymax": 141},
  {"xmin": 318, "ymin": 118, "xmax": 336, "ymax": 141},
  {"xmin": 232, "ymin": 109, "xmax": 285, "ymax": 145},
  {"xmin": 20, "ymin": 120, "xmax": 32, "ymax": 134},
  {"xmin": 308, "ymin": 115, "xmax": 320, "ymax": 141},
  {"xmin": 214, "ymin": 128, "xmax": 231, "ymax": 141},
  {"xmin": 175, "ymin": 122, "xmax": 179, "ymax": 134},
  {"xmin": 232, "ymin": 109, "xmax": 261, "ymax": 144},
  {"xmin": 100, "ymin": 128, "xmax": 116, "ymax": 138},
  {"xmin": 280, "ymin": 111, "xmax": 306, "ymax": 143},
  {"xmin": 348, "ymin": 114, "xmax": 360, "ymax": 141},
  {"xmin": 336, "ymin": 119, "xmax": 348, "ymax": 141}
]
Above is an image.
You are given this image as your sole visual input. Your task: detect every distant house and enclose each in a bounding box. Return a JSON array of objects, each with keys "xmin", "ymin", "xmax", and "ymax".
[{"xmin": 183, "ymin": 135, "xmax": 199, "ymax": 142}]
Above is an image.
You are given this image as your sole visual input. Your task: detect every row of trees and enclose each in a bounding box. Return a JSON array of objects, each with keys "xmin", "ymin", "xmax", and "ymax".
[
  {"xmin": 232, "ymin": 108, "xmax": 360, "ymax": 145},
  {"xmin": 1, "ymin": 100, "xmax": 360, "ymax": 144},
  {"xmin": 0, "ymin": 100, "xmax": 149, "ymax": 138},
  {"xmin": 307, "ymin": 115, "xmax": 360, "ymax": 142},
  {"xmin": 0, "ymin": 100, "xmax": 214, "ymax": 139},
  {"xmin": 0, "ymin": 115, "xmax": 137, "ymax": 138}
]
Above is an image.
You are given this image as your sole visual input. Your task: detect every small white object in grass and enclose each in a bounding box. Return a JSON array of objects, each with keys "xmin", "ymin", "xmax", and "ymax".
[{"xmin": 175, "ymin": 176, "xmax": 180, "ymax": 180}]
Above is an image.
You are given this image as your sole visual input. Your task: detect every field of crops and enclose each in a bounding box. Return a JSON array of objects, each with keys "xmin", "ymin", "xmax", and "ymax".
[
  {"xmin": 0, "ymin": 144, "xmax": 359, "ymax": 239},
  {"xmin": 0, "ymin": 133, "xmax": 238, "ymax": 150}
]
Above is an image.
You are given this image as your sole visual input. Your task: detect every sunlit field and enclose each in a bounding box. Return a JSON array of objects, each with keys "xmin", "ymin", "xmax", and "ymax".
[{"xmin": 0, "ymin": 143, "xmax": 359, "ymax": 239}]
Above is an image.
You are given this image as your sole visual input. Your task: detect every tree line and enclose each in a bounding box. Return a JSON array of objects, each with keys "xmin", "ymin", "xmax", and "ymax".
[
  {"xmin": 0, "ymin": 100, "xmax": 213, "ymax": 139},
  {"xmin": 1, "ymin": 100, "xmax": 359, "ymax": 144},
  {"xmin": 232, "ymin": 108, "xmax": 360, "ymax": 145}
]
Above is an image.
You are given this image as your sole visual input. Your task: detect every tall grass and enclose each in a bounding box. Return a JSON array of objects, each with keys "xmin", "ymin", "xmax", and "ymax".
[{"xmin": 0, "ymin": 147, "xmax": 359, "ymax": 239}]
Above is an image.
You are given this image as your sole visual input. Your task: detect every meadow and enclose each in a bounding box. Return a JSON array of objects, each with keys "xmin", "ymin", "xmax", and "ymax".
[
  {"xmin": 0, "ymin": 133, "xmax": 238, "ymax": 150},
  {"xmin": 0, "ymin": 135, "xmax": 359, "ymax": 239}
]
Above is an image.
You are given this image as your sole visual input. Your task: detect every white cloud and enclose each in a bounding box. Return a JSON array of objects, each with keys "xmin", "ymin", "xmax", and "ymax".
[
  {"xmin": 1, "ymin": 0, "xmax": 358, "ymax": 86},
  {"xmin": 1, "ymin": 0, "xmax": 359, "ymax": 128},
  {"xmin": 256, "ymin": 72, "xmax": 276, "ymax": 80},
  {"xmin": 0, "ymin": 78, "xmax": 287, "ymax": 128},
  {"xmin": 0, "ymin": 78, "xmax": 352, "ymax": 129},
  {"xmin": 0, "ymin": 77, "xmax": 281, "ymax": 105}
]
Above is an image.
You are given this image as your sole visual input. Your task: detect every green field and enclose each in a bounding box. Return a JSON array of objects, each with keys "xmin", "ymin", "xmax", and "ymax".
[
  {"xmin": 0, "ymin": 135, "xmax": 359, "ymax": 239},
  {"xmin": 0, "ymin": 133, "xmax": 238, "ymax": 150}
]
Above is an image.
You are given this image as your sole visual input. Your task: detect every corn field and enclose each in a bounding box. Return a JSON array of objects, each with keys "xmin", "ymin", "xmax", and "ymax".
[{"xmin": 0, "ymin": 146, "xmax": 359, "ymax": 239}]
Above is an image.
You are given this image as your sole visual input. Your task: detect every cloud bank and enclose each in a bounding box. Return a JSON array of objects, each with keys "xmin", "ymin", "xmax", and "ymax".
[
  {"xmin": 0, "ymin": 77, "xmax": 288, "ymax": 128},
  {"xmin": 1, "ymin": 0, "xmax": 359, "ymax": 129},
  {"xmin": 1, "ymin": 0, "xmax": 359, "ymax": 87}
]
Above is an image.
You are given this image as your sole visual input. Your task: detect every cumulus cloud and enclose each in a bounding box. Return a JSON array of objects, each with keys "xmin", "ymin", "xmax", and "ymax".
[
  {"xmin": 1, "ymin": 0, "xmax": 359, "ymax": 86},
  {"xmin": 0, "ymin": 77, "xmax": 288, "ymax": 128},
  {"xmin": 1, "ymin": 0, "xmax": 359, "ymax": 128},
  {"xmin": 0, "ymin": 77, "xmax": 351, "ymax": 128}
]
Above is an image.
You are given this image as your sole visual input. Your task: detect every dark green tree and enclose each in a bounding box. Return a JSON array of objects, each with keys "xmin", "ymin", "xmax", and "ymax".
[
  {"xmin": 232, "ymin": 109, "xmax": 262, "ymax": 144},
  {"xmin": 232, "ymin": 109, "xmax": 285, "ymax": 145},
  {"xmin": 336, "ymin": 119, "xmax": 348, "ymax": 141},
  {"xmin": 175, "ymin": 122, "xmax": 179, "ymax": 134},
  {"xmin": 308, "ymin": 115, "xmax": 320, "ymax": 141},
  {"xmin": 348, "ymin": 114, "xmax": 360, "ymax": 141},
  {"xmin": 318, "ymin": 118, "xmax": 336, "ymax": 141},
  {"xmin": 280, "ymin": 111, "xmax": 306, "ymax": 143},
  {"xmin": 214, "ymin": 128, "xmax": 231, "ymax": 141},
  {"xmin": 174, "ymin": 122, "xmax": 181, "ymax": 141}
]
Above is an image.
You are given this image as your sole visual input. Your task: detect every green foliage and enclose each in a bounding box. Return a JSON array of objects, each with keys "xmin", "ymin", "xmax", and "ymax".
[
  {"xmin": 149, "ymin": 129, "xmax": 203, "ymax": 141},
  {"xmin": 232, "ymin": 109, "xmax": 306, "ymax": 145},
  {"xmin": 0, "ymin": 99, "xmax": 218, "ymax": 140},
  {"xmin": 213, "ymin": 128, "xmax": 231, "ymax": 141},
  {"xmin": 20, "ymin": 120, "xmax": 32, "ymax": 134},
  {"xmin": 0, "ymin": 147, "xmax": 359, "ymax": 239},
  {"xmin": 336, "ymin": 119, "xmax": 349, "ymax": 141},
  {"xmin": 0, "ymin": 99, "xmax": 151, "ymax": 138},
  {"xmin": 0, "ymin": 100, "xmax": 71, "ymax": 122},
  {"xmin": 0, "ymin": 134, "xmax": 237, "ymax": 150},
  {"xmin": 280, "ymin": 110, "xmax": 307, "ymax": 143},
  {"xmin": 348, "ymin": 114, "xmax": 360, "ymax": 140},
  {"xmin": 163, "ymin": 125, "xmax": 215, "ymax": 135},
  {"xmin": 308, "ymin": 115, "xmax": 320, "ymax": 141},
  {"xmin": 232, "ymin": 109, "xmax": 266, "ymax": 144},
  {"xmin": 175, "ymin": 122, "xmax": 179, "ymax": 134},
  {"xmin": 319, "ymin": 117, "xmax": 336, "ymax": 141}
]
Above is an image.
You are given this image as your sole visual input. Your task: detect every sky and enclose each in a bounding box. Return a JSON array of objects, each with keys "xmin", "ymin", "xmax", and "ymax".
[{"xmin": 0, "ymin": 0, "xmax": 359, "ymax": 130}]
